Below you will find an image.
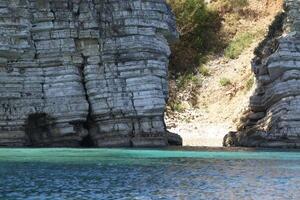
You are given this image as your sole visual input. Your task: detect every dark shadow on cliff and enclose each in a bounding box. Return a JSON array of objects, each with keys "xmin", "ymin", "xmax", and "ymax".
[
  {"xmin": 25, "ymin": 113, "xmax": 56, "ymax": 147},
  {"xmin": 80, "ymin": 134, "xmax": 95, "ymax": 147},
  {"xmin": 80, "ymin": 118, "xmax": 96, "ymax": 147}
]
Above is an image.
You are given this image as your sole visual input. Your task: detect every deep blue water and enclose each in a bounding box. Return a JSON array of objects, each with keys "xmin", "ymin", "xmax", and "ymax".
[{"xmin": 0, "ymin": 148, "xmax": 300, "ymax": 200}]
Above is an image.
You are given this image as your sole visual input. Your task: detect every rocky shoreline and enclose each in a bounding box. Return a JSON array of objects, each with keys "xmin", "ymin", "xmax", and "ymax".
[
  {"xmin": 0, "ymin": 0, "xmax": 178, "ymax": 147},
  {"xmin": 225, "ymin": 0, "xmax": 300, "ymax": 148}
]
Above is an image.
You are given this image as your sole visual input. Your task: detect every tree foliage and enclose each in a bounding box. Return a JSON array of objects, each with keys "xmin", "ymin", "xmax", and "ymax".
[{"xmin": 167, "ymin": 0, "xmax": 223, "ymax": 74}]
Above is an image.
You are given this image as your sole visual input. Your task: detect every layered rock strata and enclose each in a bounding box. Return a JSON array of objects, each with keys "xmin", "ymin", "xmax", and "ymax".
[
  {"xmin": 0, "ymin": 0, "xmax": 178, "ymax": 147},
  {"xmin": 225, "ymin": 0, "xmax": 300, "ymax": 148}
]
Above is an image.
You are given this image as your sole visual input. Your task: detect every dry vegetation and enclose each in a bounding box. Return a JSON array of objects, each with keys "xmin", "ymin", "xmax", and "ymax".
[{"xmin": 166, "ymin": 0, "xmax": 283, "ymax": 146}]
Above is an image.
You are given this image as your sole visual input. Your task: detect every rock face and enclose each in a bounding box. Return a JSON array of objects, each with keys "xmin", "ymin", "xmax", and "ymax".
[
  {"xmin": 226, "ymin": 0, "xmax": 300, "ymax": 148},
  {"xmin": 0, "ymin": 0, "xmax": 178, "ymax": 147}
]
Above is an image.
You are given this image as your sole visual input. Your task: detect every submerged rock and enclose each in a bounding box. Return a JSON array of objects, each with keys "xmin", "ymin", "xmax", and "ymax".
[
  {"xmin": 232, "ymin": 0, "xmax": 300, "ymax": 148},
  {"xmin": 0, "ymin": 0, "xmax": 179, "ymax": 147}
]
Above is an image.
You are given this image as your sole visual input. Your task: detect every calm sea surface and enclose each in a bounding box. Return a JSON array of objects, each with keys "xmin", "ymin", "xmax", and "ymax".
[{"xmin": 0, "ymin": 148, "xmax": 300, "ymax": 200}]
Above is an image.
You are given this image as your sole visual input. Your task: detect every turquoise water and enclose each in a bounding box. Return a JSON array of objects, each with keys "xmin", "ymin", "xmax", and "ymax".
[{"xmin": 0, "ymin": 149, "xmax": 300, "ymax": 200}]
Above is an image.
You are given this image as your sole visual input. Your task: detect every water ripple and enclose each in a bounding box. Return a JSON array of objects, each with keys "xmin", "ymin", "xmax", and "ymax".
[{"xmin": 0, "ymin": 149, "xmax": 299, "ymax": 200}]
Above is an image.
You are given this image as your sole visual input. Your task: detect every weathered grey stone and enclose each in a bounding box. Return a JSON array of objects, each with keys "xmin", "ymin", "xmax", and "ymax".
[
  {"xmin": 0, "ymin": 0, "xmax": 178, "ymax": 147},
  {"xmin": 230, "ymin": 0, "xmax": 300, "ymax": 148}
]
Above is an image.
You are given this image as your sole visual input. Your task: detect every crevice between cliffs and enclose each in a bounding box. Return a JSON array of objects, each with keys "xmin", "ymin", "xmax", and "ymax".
[{"xmin": 78, "ymin": 53, "xmax": 95, "ymax": 147}]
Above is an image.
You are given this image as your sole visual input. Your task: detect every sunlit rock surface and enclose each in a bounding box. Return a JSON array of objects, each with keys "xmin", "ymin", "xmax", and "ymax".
[
  {"xmin": 0, "ymin": 0, "xmax": 177, "ymax": 147},
  {"xmin": 227, "ymin": 0, "xmax": 300, "ymax": 148}
]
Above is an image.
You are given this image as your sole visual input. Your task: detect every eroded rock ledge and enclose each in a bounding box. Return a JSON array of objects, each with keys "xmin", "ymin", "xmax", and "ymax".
[
  {"xmin": 225, "ymin": 0, "xmax": 300, "ymax": 148},
  {"xmin": 0, "ymin": 0, "xmax": 179, "ymax": 147}
]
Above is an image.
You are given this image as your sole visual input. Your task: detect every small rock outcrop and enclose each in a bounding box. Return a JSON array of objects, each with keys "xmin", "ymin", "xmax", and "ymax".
[
  {"xmin": 227, "ymin": 0, "xmax": 300, "ymax": 148},
  {"xmin": 0, "ymin": 0, "xmax": 178, "ymax": 147}
]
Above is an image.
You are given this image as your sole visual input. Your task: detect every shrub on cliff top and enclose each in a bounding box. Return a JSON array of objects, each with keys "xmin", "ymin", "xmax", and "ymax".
[
  {"xmin": 167, "ymin": 0, "xmax": 223, "ymax": 74},
  {"xmin": 167, "ymin": 0, "xmax": 252, "ymax": 74}
]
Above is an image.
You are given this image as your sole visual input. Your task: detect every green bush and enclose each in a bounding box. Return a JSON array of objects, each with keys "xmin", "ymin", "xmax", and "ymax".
[
  {"xmin": 167, "ymin": 0, "xmax": 223, "ymax": 73},
  {"xmin": 170, "ymin": 101, "xmax": 185, "ymax": 112},
  {"xmin": 225, "ymin": 28, "xmax": 266, "ymax": 59},
  {"xmin": 219, "ymin": 77, "xmax": 232, "ymax": 86},
  {"xmin": 199, "ymin": 65, "xmax": 210, "ymax": 76},
  {"xmin": 176, "ymin": 73, "xmax": 202, "ymax": 89},
  {"xmin": 224, "ymin": 32, "xmax": 254, "ymax": 59},
  {"xmin": 167, "ymin": 0, "xmax": 253, "ymax": 74},
  {"xmin": 245, "ymin": 76, "xmax": 254, "ymax": 90}
]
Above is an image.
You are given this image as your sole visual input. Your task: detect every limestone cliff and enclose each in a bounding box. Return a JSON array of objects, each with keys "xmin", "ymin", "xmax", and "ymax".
[
  {"xmin": 0, "ymin": 0, "xmax": 178, "ymax": 147},
  {"xmin": 225, "ymin": 0, "xmax": 300, "ymax": 148}
]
